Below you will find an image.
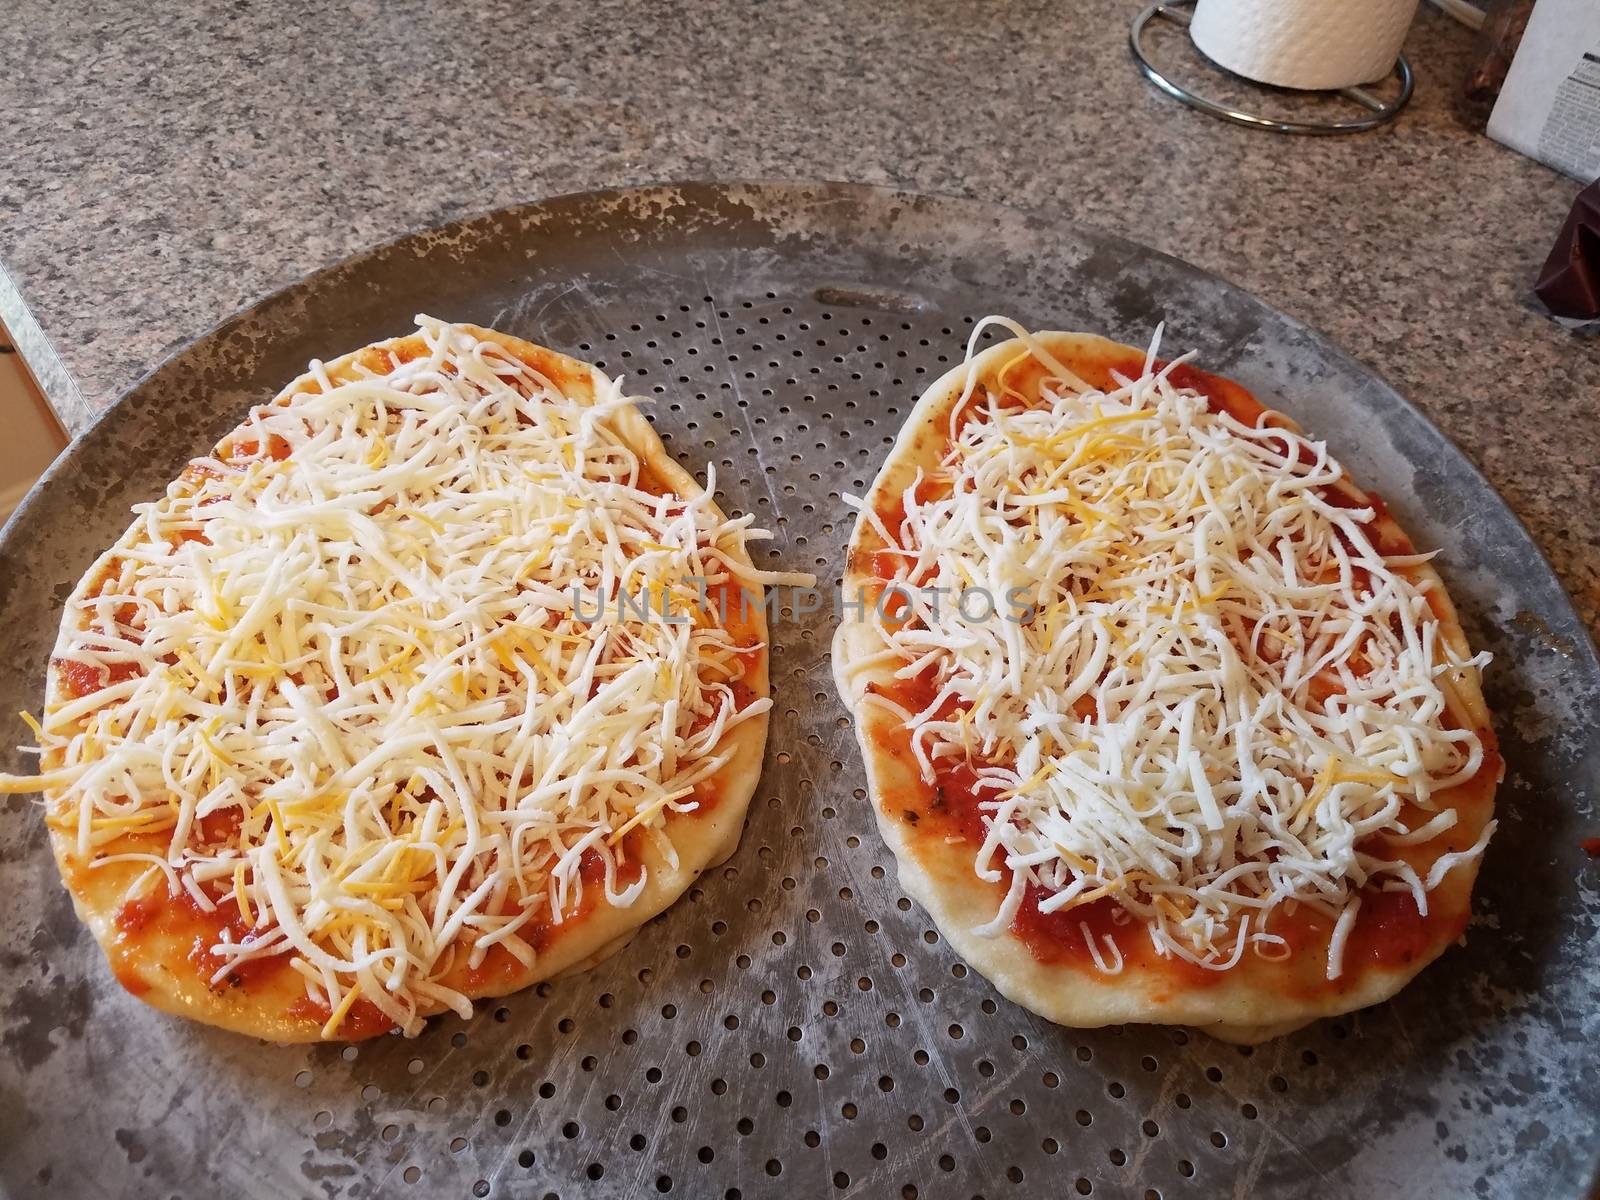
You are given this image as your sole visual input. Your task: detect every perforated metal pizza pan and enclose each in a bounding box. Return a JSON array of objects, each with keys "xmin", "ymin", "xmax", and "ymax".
[{"xmin": 1, "ymin": 182, "xmax": 1596, "ymax": 1200}]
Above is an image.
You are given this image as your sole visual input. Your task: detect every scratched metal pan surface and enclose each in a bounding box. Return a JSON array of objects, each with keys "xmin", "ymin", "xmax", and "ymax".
[{"xmin": 0, "ymin": 182, "xmax": 1595, "ymax": 1200}]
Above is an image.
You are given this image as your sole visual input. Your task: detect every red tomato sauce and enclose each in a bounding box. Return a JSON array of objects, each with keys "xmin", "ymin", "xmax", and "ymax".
[
  {"xmin": 922, "ymin": 756, "xmax": 993, "ymax": 846},
  {"xmin": 113, "ymin": 895, "xmax": 162, "ymax": 939},
  {"xmin": 112, "ymin": 964, "xmax": 152, "ymax": 997},
  {"xmin": 171, "ymin": 526, "xmax": 210, "ymax": 544},
  {"xmin": 512, "ymin": 850, "xmax": 648, "ymax": 962},
  {"xmin": 112, "ymin": 887, "xmax": 294, "ymax": 995},
  {"xmin": 874, "ymin": 477, "xmax": 942, "ymax": 536},
  {"xmin": 226, "ymin": 433, "xmax": 292, "ymax": 463},
  {"xmin": 1346, "ymin": 888, "xmax": 1461, "ymax": 969},
  {"xmin": 1157, "ymin": 361, "xmax": 1269, "ymax": 428},
  {"xmin": 285, "ymin": 994, "xmax": 395, "ymax": 1038},
  {"xmin": 869, "ymin": 548, "xmax": 905, "ymax": 581},
  {"xmin": 852, "ymin": 478, "xmax": 942, "ymax": 578},
  {"xmin": 460, "ymin": 943, "xmax": 526, "ymax": 990},
  {"xmin": 1010, "ymin": 887, "xmax": 1125, "ymax": 966},
  {"xmin": 1267, "ymin": 887, "xmax": 1467, "ymax": 994},
  {"xmin": 55, "ymin": 657, "xmax": 141, "ymax": 700},
  {"xmin": 703, "ymin": 580, "xmax": 768, "ymax": 721},
  {"xmin": 579, "ymin": 846, "xmax": 636, "ymax": 887}
]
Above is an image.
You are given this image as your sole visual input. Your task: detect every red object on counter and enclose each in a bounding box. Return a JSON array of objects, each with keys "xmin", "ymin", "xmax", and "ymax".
[{"xmin": 1535, "ymin": 179, "xmax": 1600, "ymax": 320}]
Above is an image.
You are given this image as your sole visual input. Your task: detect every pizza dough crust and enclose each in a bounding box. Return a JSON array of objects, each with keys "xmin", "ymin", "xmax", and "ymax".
[
  {"xmin": 42, "ymin": 324, "xmax": 770, "ymax": 1042},
  {"xmin": 833, "ymin": 332, "xmax": 1499, "ymax": 1043}
]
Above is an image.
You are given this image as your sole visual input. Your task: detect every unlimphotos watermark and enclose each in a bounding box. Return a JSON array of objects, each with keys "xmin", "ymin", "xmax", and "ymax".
[{"xmin": 570, "ymin": 579, "xmax": 1038, "ymax": 625}]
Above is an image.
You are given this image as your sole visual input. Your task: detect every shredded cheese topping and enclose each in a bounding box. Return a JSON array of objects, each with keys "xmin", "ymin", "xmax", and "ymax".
[
  {"xmin": 6, "ymin": 317, "xmax": 808, "ymax": 1036},
  {"xmin": 850, "ymin": 318, "xmax": 1494, "ymax": 980}
]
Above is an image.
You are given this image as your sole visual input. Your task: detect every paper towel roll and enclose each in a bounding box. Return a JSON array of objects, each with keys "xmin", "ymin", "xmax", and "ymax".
[{"xmin": 1190, "ymin": 0, "xmax": 1420, "ymax": 91}]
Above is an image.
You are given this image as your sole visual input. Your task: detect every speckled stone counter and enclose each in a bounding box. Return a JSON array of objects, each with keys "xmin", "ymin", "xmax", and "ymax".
[{"xmin": 0, "ymin": 0, "xmax": 1593, "ymax": 634}]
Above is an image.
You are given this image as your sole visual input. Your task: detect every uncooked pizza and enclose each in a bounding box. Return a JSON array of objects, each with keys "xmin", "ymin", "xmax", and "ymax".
[
  {"xmin": 3, "ymin": 317, "xmax": 805, "ymax": 1042},
  {"xmin": 833, "ymin": 318, "xmax": 1501, "ymax": 1043}
]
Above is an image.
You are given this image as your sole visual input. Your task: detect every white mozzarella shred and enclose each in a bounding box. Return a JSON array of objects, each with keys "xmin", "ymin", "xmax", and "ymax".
[
  {"xmin": 12, "ymin": 317, "xmax": 809, "ymax": 1036},
  {"xmin": 1327, "ymin": 897, "xmax": 1361, "ymax": 980},
  {"xmin": 1082, "ymin": 925, "xmax": 1124, "ymax": 976},
  {"xmin": 857, "ymin": 317, "xmax": 1494, "ymax": 977}
]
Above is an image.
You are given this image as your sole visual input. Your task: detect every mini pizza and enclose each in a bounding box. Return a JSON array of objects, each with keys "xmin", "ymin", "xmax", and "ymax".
[
  {"xmin": 3, "ymin": 317, "xmax": 807, "ymax": 1041},
  {"xmin": 833, "ymin": 318, "xmax": 1501, "ymax": 1043}
]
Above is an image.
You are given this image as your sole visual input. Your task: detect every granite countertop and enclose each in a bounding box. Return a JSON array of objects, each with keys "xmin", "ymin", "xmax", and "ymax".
[{"xmin": 0, "ymin": 0, "xmax": 1593, "ymax": 635}]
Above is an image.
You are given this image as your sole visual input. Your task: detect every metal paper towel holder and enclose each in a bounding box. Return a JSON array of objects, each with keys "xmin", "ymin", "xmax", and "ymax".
[{"xmin": 1129, "ymin": 1, "xmax": 1414, "ymax": 134}]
